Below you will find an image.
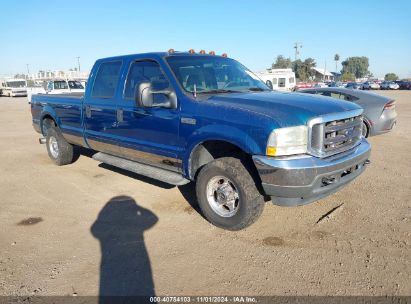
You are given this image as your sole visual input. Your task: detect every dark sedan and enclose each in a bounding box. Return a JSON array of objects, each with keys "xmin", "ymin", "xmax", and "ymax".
[
  {"xmin": 345, "ymin": 82, "xmax": 362, "ymax": 90},
  {"xmin": 398, "ymin": 81, "xmax": 411, "ymax": 90},
  {"xmin": 298, "ymin": 87, "xmax": 397, "ymax": 137}
]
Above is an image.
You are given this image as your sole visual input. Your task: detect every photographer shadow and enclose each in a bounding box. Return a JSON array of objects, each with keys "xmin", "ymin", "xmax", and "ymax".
[{"xmin": 91, "ymin": 195, "xmax": 158, "ymax": 301}]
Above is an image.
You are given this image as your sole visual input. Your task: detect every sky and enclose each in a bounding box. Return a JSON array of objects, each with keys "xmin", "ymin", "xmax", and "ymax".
[{"xmin": 1, "ymin": 0, "xmax": 411, "ymax": 78}]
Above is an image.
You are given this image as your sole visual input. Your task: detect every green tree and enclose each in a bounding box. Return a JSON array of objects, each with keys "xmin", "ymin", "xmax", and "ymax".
[
  {"xmin": 292, "ymin": 58, "xmax": 316, "ymax": 81},
  {"xmin": 384, "ymin": 73, "xmax": 399, "ymax": 81},
  {"xmin": 341, "ymin": 56, "xmax": 369, "ymax": 78},
  {"xmin": 341, "ymin": 72, "xmax": 355, "ymax": 82},
  {"xmin": 272, "ymin": 55, "xmax": 292, "ymax": 69},
  {"xmin": 334, "ymin": 54, "xmax": 340, "ymax": 73}
]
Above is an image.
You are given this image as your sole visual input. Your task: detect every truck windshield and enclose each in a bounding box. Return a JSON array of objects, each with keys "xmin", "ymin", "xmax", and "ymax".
[
  {"xmin": 6, "ymin": 81, "xmax": 26, "ymax": 88},
  {"xmin": 68, "ymin": 81, "xmax": 84, "ymax": 89},
  {"xmin": 166, "ymin": 55, "xmax": 269, "ymax": 94}
]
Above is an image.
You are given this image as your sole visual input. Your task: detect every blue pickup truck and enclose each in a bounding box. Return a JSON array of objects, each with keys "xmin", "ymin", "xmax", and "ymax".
[{"xmin": 31, "ymin": 50, "xmax": 371, "ymax": 230}]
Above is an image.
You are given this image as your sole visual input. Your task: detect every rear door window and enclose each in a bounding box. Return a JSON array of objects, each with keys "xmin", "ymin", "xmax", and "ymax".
[{"xmin": 92, "ymin": 61, "xmax": 122, "ymax": 98}]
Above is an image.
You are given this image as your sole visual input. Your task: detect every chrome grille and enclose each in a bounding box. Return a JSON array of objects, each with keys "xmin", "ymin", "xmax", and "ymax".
[{"xmin": 310, "ymin": 115, "xmax": 362, "ymax": 157}]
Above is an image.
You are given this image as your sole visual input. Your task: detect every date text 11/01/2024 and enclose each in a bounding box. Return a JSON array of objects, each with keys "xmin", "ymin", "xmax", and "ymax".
[{"xmin": 149, "ymin": 296, "xmax": 257, "ymax": 302}]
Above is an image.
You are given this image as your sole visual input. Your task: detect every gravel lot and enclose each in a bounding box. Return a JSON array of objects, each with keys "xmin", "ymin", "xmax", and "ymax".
[{"xmin": 0, "ymin": 91, "xmax": 410, "ymax": 297}]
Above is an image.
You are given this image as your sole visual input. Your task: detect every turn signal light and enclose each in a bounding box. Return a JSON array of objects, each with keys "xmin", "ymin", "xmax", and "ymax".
[
  {"xmin": 266, "ymin": 147, "xmax": 277, "ymax": 156},
  {"xmin": 384, "ymin": 101, "xmax": 396, "ymax": 109}
]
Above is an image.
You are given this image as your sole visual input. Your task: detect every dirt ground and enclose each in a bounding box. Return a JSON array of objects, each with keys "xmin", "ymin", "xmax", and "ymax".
[{"xmin": 0, "ymin": 90, "xmax": 410, "ymax": 297}]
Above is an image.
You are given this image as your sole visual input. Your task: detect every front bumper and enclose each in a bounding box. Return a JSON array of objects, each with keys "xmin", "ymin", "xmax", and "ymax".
[
  {"xmin": 11, "ymin": 92, "xmax": 27, "ymax": 97},
  {"xmin": 253, "ymin": 139, "xmax": 371, "ymax": 206}
]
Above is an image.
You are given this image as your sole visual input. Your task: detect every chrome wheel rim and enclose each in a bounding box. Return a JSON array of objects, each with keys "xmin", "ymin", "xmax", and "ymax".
[
  {"xmin": 49, "ymin": 136, "xmax": 59, "ymax": 158},
  {"xmin": 206, "ymin": 176, "xmax": 239, "ymax": 217}
]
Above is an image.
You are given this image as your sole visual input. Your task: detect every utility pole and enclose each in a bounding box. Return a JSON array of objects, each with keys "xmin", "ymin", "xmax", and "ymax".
[
  {"xmin": 26, "ymin": 64, "xmax": 30, "ymax": 80},
  {"xmin": 76, "ymin": 57, "xmax": 81, "ymax": 72},
  {"xmin": 293, "ymin": 42, "xmax": 302, "ymax": 61}
]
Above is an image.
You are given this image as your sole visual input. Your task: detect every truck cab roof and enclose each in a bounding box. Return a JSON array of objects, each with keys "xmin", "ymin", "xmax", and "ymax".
[{"xmin": 97, "ymin": 51, "xmax": 226, "ymax": 62}]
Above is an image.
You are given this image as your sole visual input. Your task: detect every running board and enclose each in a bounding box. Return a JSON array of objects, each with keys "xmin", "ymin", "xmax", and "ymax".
[{"xmin": 92, "ymin": 152, "xmax": 190, "ymax": 186}]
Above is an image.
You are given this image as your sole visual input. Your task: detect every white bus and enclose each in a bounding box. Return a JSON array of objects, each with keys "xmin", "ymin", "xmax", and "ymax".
[
  {"xmin": 0, "ymin": 78, "xmax": 27, "ymax": 97},
  {"xmin": 255, "ymin": 68, "xmax": 296, "ymax": 91}
]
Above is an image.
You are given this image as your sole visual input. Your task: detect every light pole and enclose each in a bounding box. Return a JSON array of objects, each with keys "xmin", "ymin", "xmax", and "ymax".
[
  {"xmin": 77, "ymin": 57, "xmax": 81, "ymax": 72},
  {"xmin": 26, "ymin": 64, "xmax": 30, "ymax": 80}
]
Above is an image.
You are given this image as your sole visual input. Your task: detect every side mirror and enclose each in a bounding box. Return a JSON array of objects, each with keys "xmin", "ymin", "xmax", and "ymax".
[
  {"xmin": 266, "ymin": 80, "xmax": 273, "ymax": 90},
  {"xmin": 135, "ymin": 81, "xmax": 176, "ymax": 109},
  {"xmin": 136, "ymin": 82, "xmax": 153, "ymax": 107}
]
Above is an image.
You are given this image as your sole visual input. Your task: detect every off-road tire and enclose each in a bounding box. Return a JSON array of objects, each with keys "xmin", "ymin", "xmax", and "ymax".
[
  {"xmin": 196, "ymin": 157, "xmax": 265, "ymax": 230},
  {"xmin": 46, "ymin": 126, "xmax": 77, "ymax": 166}
]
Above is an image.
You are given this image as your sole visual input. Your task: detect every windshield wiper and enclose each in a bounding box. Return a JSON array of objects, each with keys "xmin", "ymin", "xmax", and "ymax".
[
  {"xmin": 198, "ymin": 89, "xmax": 241, "ymax": 94},
  {"xmin": 246, "ymin": 87, "xmax": 265, "ymax": 92}
]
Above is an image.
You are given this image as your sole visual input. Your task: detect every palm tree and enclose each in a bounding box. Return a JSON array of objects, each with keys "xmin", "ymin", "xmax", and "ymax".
[{"xmin": 334, "ymin": 54, "xmax": 340, "ymax": 74}]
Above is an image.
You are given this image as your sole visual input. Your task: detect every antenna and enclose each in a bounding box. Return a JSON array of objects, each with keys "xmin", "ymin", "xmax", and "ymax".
[{"xmin": 294, "ymin": 42, "xmax": 303, "ymax": 60}]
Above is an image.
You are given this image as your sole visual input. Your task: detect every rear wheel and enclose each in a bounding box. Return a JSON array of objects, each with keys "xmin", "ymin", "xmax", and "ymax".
[
  {"xmin": 46, "ymin": 126, "xmax": 78, "ymax": 166},
  {"xmin": 195, "ymin": 157, "xmax": 265, "ymax": 230}
]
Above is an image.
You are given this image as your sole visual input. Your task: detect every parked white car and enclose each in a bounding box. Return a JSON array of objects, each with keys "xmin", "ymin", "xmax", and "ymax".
[
  {"xmin": 46, "ymin": 80, "xmax": 85, "ymax": 94},
  {"xmin": 27, "ymin": 79, "xmax": 85, "ymax": 102},
  {"xmin": 362, "ymin": 81, "xmax": 380, "ymax": 90},
  {"xmin": 380, "ymin": 81, "xmax": 399, "ymax": 90}
]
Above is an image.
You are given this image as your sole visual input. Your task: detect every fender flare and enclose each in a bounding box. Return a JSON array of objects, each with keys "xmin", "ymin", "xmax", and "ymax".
[
  {"xmin": 39, "ymin": 106, "xmax": 60, "ymax": 135},
  {"xmin": 182, "ymin": 125, "xmax": 263, "ymax": 178}
]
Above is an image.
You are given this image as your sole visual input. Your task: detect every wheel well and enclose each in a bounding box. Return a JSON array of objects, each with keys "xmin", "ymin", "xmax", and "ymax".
[
  {"xmin": 362, "ymin": 119, "xmax": 370, "ymax": 137},
  {"xmin": 189, "ymin": 140, "xmax": 249, "ymax": 179},
  {"xmin": 41, "ymin": 115, "xmax": 56, "ymax": 136}
]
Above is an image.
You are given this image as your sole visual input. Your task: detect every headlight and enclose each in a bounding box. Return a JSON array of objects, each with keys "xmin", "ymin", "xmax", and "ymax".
[{"xmin": 266, "ymin": 125, "xmax": 308, "ymax": 156}]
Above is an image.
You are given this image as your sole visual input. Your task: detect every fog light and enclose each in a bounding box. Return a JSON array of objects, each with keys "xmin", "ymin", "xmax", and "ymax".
[{"xmin": 322, "ymin": 177, "xmax": 336, "ymax": 186}]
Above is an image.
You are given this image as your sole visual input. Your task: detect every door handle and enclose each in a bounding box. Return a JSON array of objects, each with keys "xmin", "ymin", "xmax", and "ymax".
[
  {"xmin": 117, "ymin": 108, "xmax": 124, "ymax": 123},
  {"xmin": 85, "ymin": 105, "xmax": 91, "ymax": 118}
]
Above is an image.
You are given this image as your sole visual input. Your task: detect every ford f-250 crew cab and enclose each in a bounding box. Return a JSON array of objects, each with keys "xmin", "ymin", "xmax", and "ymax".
[{"xmin": 31, "ymin": 50, "xmax": 371, "ymax": 230}]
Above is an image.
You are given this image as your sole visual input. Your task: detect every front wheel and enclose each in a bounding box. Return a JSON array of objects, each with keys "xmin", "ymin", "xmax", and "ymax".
[
  {"xmin": 46, "ymin": 126, "xmax": 78, "ymax": 166},
  {"xmin": 196, "ymin": 157, "xmax": 265, "ymax": 230}
]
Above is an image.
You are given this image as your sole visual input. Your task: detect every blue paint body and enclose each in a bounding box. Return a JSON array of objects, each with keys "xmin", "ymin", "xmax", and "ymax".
[{"xmin": 31, "ymin": 52, "xmax": 360, "ymax": 179}]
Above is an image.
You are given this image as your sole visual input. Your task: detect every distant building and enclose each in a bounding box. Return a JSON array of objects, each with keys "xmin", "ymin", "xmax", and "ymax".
[
  {"xmin": 31, "ymin": 70, "xmax": 89, "ymax": 81},
  {"xmin": 312, "ymin": 67, "xmax": 334, "ymax": 81},
  {"xmin": 331, "ymin": 72, "xmax": 341, "ymax": 80}
]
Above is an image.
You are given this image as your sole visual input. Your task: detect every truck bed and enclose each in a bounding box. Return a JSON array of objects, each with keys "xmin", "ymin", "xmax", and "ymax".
[{"xmin": 31, "ymin": 93, "xmax": 84, "ymax": 136}]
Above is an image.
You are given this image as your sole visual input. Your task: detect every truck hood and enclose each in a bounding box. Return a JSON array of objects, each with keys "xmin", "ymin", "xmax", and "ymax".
[{"xmin": 206, "ymin": 91, "xmax": 361, "ymax": 127}]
